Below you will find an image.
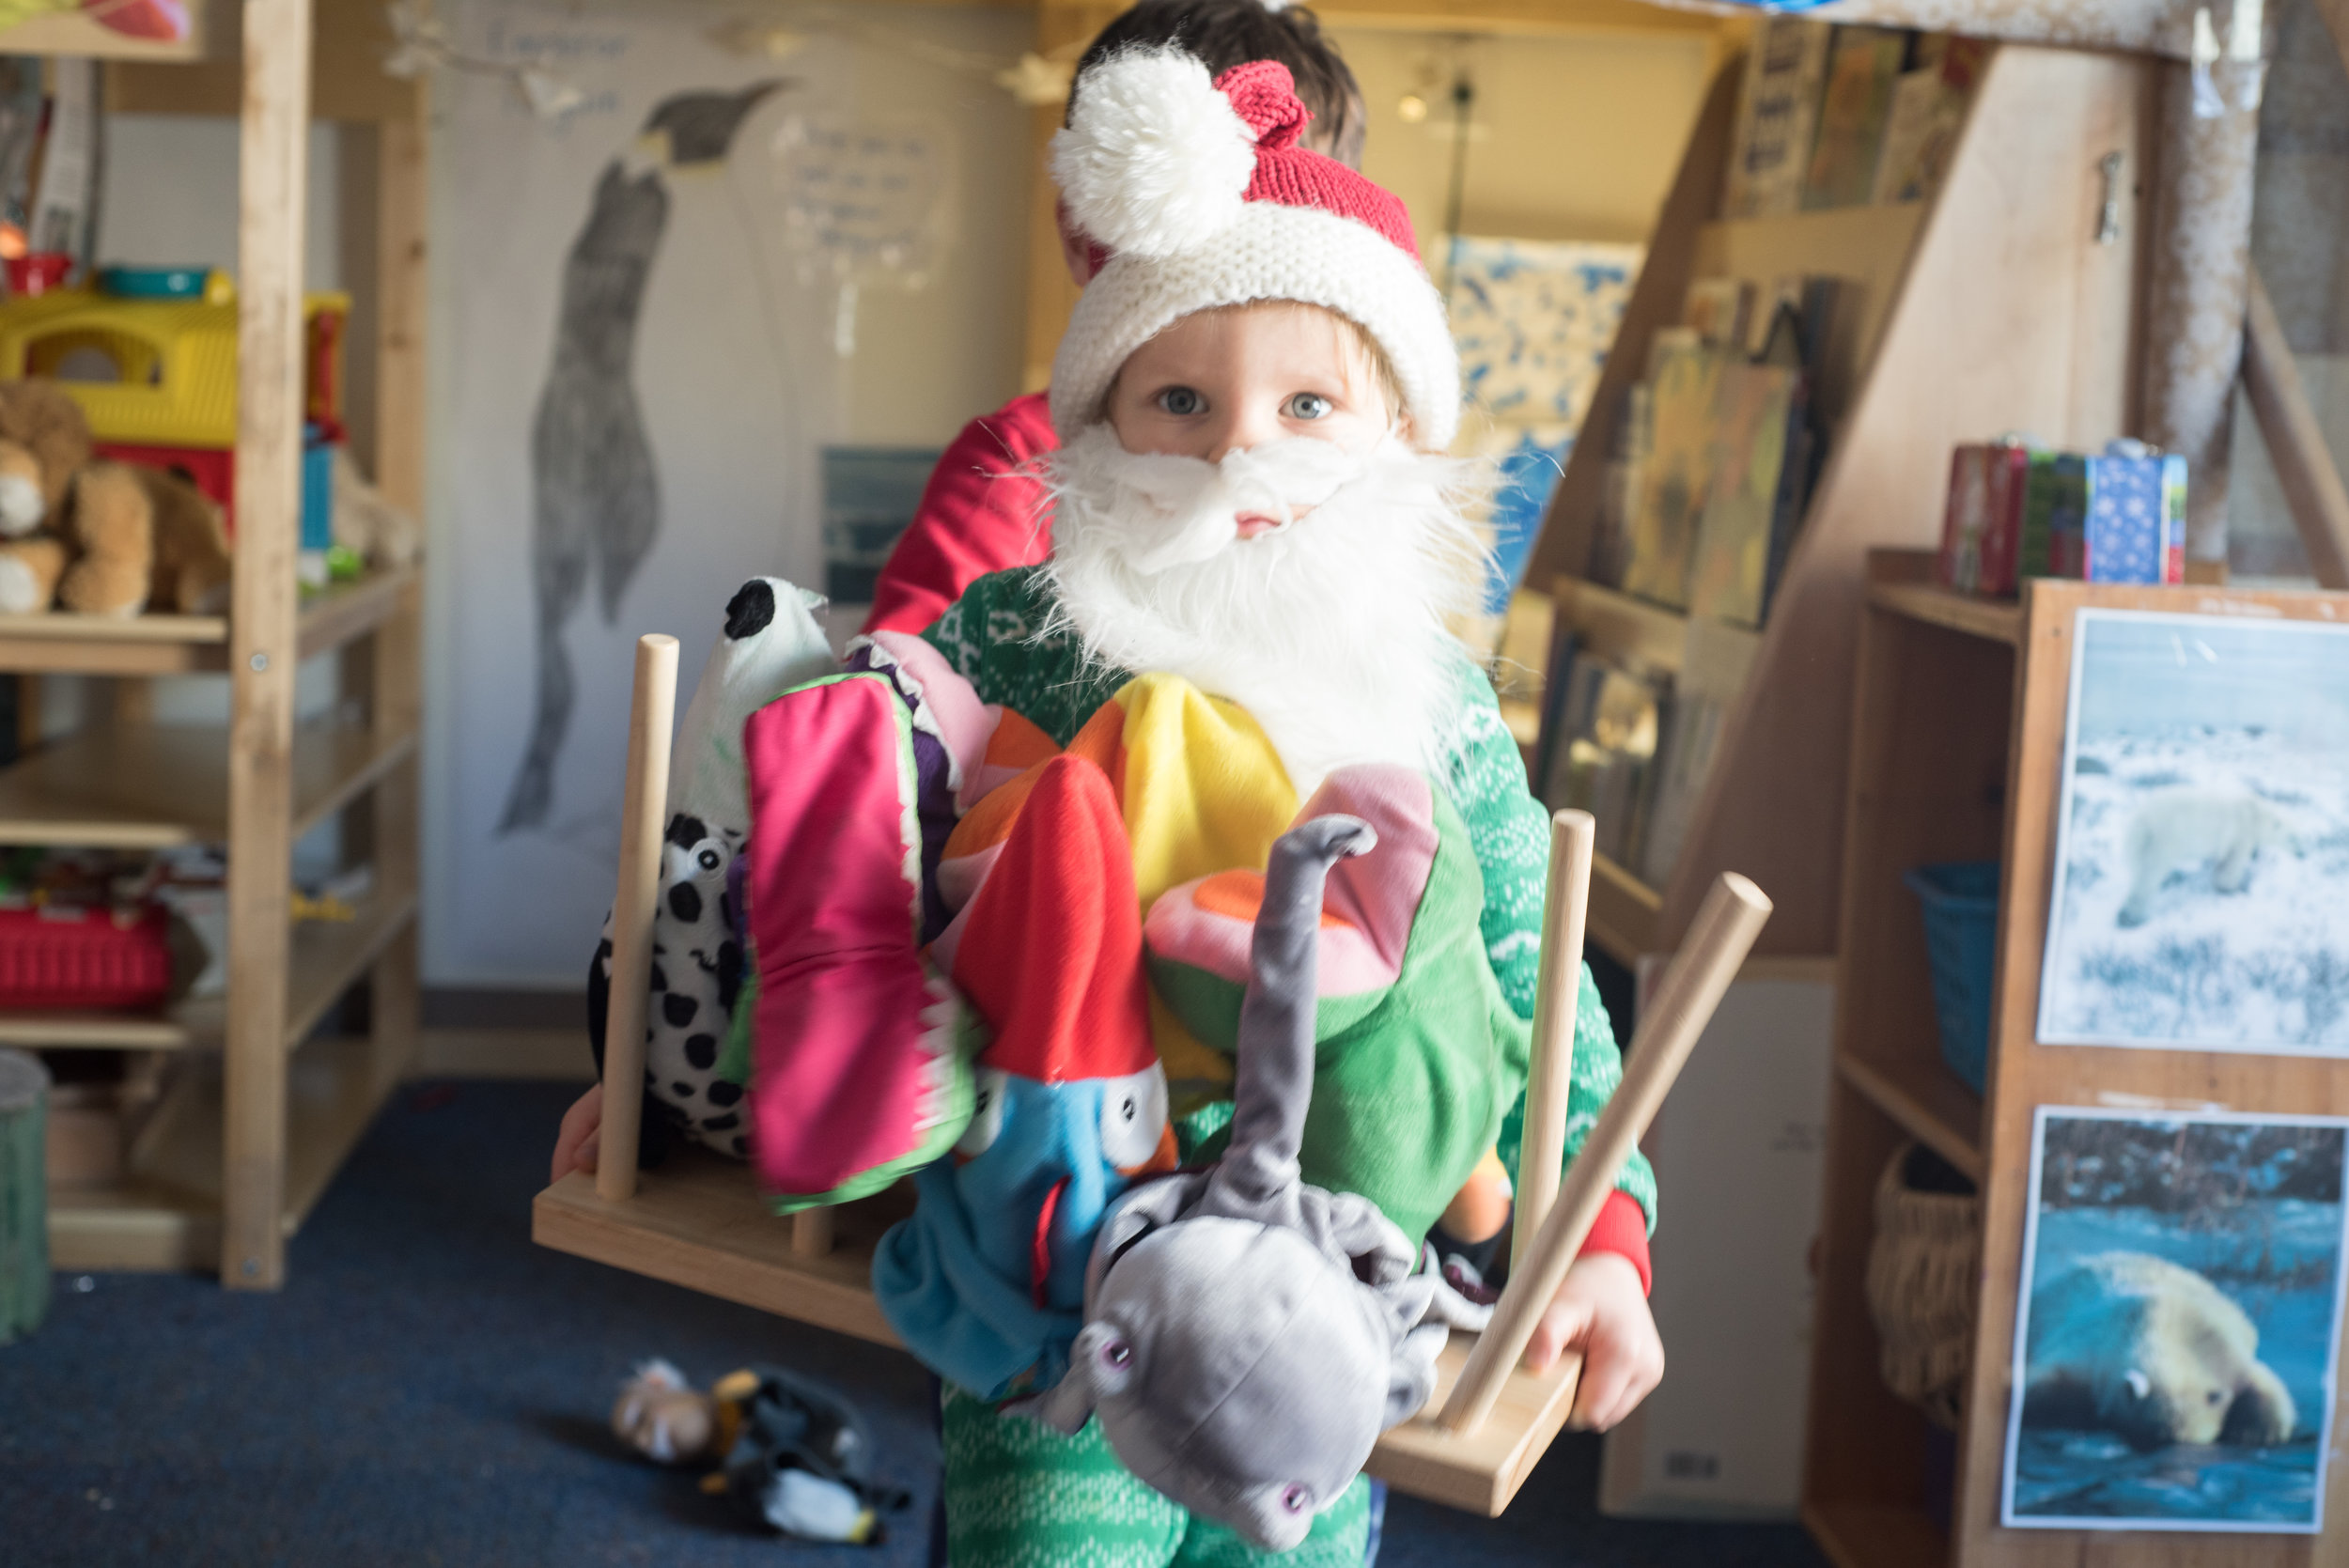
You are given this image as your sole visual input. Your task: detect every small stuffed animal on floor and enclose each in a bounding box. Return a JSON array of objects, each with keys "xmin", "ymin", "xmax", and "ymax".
[
  {"xmin": 612, "ymin": 1359, "xmax": 912, "ymax": 1544},
  {"xmin": 1013, "ymin": 814, "xmax": 1491, "ymax": 1552}
]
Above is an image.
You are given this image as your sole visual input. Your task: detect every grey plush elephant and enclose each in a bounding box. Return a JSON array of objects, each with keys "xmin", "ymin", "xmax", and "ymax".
[{"xmin": 1011, "ymin": 814, "xmax": 1492, "ymax": 1551}]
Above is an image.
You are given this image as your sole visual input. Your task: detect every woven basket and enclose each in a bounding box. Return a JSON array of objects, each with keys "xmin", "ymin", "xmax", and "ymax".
[{"xmin": 1863, "ymin": 1141, "xmax": 1980, "ymax": 1430}]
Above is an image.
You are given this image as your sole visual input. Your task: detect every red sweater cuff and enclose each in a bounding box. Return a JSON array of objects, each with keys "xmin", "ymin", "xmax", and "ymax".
[{"xmin": 1575, "ymin": 1189, "xmax": 1652, "ymax": 1296}]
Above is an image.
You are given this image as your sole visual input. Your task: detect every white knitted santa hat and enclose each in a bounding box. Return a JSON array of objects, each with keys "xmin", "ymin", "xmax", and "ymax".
[{"xmin": 1048, "ymin": 50, "xmax": 1459, "ymax": 450}]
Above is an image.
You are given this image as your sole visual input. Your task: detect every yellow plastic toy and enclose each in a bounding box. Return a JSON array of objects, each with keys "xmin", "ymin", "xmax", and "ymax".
[{"xmin": 0, "ymin": 272, "xmax": 350, "ymax": 449}]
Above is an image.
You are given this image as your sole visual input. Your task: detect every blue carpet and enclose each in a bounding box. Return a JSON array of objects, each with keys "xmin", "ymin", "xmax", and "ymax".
[{"xmin": 0, "ymin": 1079, "xmax": 1829, "ymax": 1568}]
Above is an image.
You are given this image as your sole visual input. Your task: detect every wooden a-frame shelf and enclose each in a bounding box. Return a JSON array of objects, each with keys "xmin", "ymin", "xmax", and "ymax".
[
  {"xmin": 0, "ymin": 0, "xmax": 429, "ymax": 1288},
  {"xmin": 1527, "ymin": 42, "xmax": 2154, "ymax": 966}
]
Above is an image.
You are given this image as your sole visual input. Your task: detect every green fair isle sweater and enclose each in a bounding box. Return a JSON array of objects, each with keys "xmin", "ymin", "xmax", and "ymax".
[{"xmin": 921, "ymin": 567, "xmax": 1657, "ymax": 1234}]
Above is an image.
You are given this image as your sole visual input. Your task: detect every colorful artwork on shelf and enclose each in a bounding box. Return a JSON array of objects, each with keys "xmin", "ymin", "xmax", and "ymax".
[
  {"xmin": 2039, "ymin": 610, "xmax": 2349, "ymax": 1054},
  {"xmin": 2002, "ymin": 1109, "xmax": 2349, "ymax": 1532},
  {"xmin": 1686, "ymin": 363, "xmax": 1801, "ymax": 627},
  {"xmin": 1801, "ymin": 25, "xmax": 1909, "ymax": 210},
  {"xmin": 1619, "ymin": 333, "xmax": 1722, "ymax": 610},
  {"xmin": 1446, "ymin": 236, "xmax": 1641, "ymax": 430}
]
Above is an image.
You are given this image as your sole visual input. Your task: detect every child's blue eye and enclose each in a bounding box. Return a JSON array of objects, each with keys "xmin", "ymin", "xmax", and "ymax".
[
  {"xmin": 1156, "ymin": 386, "xmax": 1206, "ymax": 416},
  {"xmin": 1283, "ymin": 393, "xmax": 1333, "ymax": 420}
]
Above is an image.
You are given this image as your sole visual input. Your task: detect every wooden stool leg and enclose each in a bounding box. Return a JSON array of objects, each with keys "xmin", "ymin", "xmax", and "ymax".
[
  {"xmin": 1439, "ymin": 871, "xmax": 1772, "ymax": 1436},
  {"xmin": 791, "ymin": 1208, "xmax": 834, "ymax": 1258},
  {"xmin": 596, "ymin": 634, "xmax": 678, "ymax": 1202},
  {"xmin": 1513, "ymin": 811, "xmax": 1595, "ymax": 1272}
]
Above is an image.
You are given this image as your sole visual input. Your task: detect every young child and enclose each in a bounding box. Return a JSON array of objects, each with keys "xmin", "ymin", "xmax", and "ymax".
[
  {"xmin": 860, "ymin": 0, "xmax": 1368, "ymax": 637},
  {"xmin": 558, "ymin": 46, "xmax": 1663, "ymax": 1568}
]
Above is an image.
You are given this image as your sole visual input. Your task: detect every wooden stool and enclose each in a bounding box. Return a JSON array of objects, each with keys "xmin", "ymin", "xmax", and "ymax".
[{"xmin": 537, "ymin": 633, "xmax": 1772, "ymax": 1514}]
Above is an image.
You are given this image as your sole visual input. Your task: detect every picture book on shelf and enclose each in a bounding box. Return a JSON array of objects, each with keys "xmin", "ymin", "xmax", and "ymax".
[
  {"xmin": 1803, "ymin": 26, "xmax": 1909, "ymax": 211},
  {"xmin": 1723, "ymin": 17, "xmax": 1833, "ymax": 220},
  {"xmin": 1687, "ymin": 363, "xmax": 1805, "ymax": 628},
  {"xmin": 1637, "ymin": 616, "xmax": 1761, "ymax": 889},
  {"xmin": 1543, "ymin": 650, "xmax": 1670, "ymax": 869},
  {"xmin": 1683, "ymin": 276, "xmax": 1754, "ymax": 350},
  {"xmin": 1620, "ymin": 331, "xmax": 1722, "ymax": 611}
]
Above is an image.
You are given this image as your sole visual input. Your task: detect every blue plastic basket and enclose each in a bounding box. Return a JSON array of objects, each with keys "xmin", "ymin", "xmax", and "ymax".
[{"xmin": 1902, "ymin": 862, "xmax": 2000, "ymax": 1095}]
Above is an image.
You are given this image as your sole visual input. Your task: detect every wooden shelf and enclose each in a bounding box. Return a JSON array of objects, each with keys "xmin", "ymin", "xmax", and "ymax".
[
  {"xmin": 0, "ymin": 713, "xmax": 416, "ymax": 847},
  {"xmin": 535, "ymin": 1155, "xmax": 911, "ymax": 1349},
  {"xmin": 47, "ymin": 1028, "xmax": 401, "ymax": 1271},
  {"xmin": 295, "ymin": 564, "xmax": 421, "ymax": 664},
  {"xmin": 283, "ymin": 880, "xmax": 416, "ymax": 1050},
  {"xmin": 1866, "ymin": 583, "xmax": 2022, "ymax": 647},
  {"xmin": 0, "ymin": 7, "xmax": 226, "ymax": 63},
  {"xmin": 0, "ymin": 998, "xmax": 218, "ymax": 1050},
  {"xmin": 1800, "ymin": 1500, "xmax": 1946, "ymax": 1568},
  {"xmin": 1587, "ymin": 850, "xmax": 1661, "ymax": 966},
  {"xmin": 0, "ymin": 562, "xmax": 417, "ymax": 676},
  {"xmin": 1835, "ymin": 1053, "xmax": 1983, "ymax": 1184},
  {"xmin": 1865, "ymin": 554, "xmax": 2023, "ymax": 646},
  {"xmin": 0, "ymin": 880, "xmax": 410, "ymax": 1057}
]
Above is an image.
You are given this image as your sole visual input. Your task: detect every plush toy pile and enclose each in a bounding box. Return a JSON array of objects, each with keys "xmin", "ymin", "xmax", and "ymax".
[
  {"xmin": 589, "ymin": 575, "xmax": 1546, "ymax": 1544},
  {"xmin": 610, "ymin": 1358, "xmax": 912, "ymax": 1544}
]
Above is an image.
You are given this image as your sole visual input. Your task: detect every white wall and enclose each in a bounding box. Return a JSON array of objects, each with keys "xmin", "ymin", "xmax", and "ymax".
[
  {"xmin": 1333, "ymin": 25, "xmax": 1715, "ymax": 256},
  {"xmin": 420, "ymin": 0, "xmax": 1034, "ymax": 986}
]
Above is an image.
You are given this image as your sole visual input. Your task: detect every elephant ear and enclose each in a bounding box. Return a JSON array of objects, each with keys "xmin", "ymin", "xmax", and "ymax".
[
  {"xmin": 1383, "ymin": 1322, "xmax": 1447, "ymax": 1429},
  {"xmin": 1085, "ymin": 1173, "xmax": 1202, "ymax": 1308},
  {"xmin": 1315, "ymin": 1190, "xmax": 1418, "ymax": 1286},
  {"xmin": 1004, "ymin": 1323, "xmax": 1127, "ymax": 1435}
]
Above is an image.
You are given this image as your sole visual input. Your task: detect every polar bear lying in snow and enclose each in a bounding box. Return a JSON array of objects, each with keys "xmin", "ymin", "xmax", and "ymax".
[
  {"xmin": 2115, "ymin": 786, "xmax": 2291, "ymax": 928},
  {"xmin": 2023, "ymin": 1250, "xmax": 2295, "ymax": 1451}
]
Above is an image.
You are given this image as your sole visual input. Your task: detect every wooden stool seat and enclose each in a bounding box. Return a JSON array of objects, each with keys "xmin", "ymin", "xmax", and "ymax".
[{"xmin": 536, "ymin": 1150, "xmax": 908, "ymax": 1347}]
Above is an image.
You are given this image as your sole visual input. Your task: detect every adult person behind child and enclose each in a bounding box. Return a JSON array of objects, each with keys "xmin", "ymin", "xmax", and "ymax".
[{"xmin": 858, "ymin": 0, "xmax": 1368, "ymax": 637}]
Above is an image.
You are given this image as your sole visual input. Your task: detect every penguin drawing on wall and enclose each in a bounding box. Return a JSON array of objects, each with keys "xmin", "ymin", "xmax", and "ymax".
[{"xmin": 501, "ymin": 79, "xmax": 788, "ymax": 833}]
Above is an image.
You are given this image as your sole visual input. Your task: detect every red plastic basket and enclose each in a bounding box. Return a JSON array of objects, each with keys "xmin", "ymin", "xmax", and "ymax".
[{"xmin": 0, "ymin": 904, "xmax": 172, "ymax": 1011}]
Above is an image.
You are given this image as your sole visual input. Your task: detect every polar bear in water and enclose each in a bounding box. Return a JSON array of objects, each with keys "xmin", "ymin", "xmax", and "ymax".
[
  {"xmin": 2115, "ymin": 786, "xmax": 2291, "ymax": 928},
  {"xmin": 2023, "ymin": 1250, "xmax": 2295, "ymax": 1451}
]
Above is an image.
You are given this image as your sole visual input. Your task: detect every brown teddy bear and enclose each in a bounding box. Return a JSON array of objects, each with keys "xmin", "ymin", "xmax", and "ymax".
[{"xmin": 0, "ymin": 380, "xmax": 233, "ymax": 618}]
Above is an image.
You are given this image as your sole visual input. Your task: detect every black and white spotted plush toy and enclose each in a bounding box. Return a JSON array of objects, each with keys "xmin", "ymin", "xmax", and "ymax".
[{"xmin": 590, "ymin": 578, "xmax": 838, "ymax": 1159}]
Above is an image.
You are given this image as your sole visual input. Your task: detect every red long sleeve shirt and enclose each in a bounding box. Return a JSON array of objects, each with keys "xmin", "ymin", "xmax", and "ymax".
[{"xmin": 863, "ymin": 391, "xmax": 1059, "ymax": 635}]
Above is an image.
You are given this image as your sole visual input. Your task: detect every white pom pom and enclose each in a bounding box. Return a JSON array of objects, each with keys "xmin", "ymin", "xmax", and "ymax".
[{"xmin": 1050, "ymin": 47, "xmax": 1256, "ymax": 259}]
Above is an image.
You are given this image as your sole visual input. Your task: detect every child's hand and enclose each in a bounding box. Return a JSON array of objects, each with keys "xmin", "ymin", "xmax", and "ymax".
[
  {"xmin": 1526, "ymin": 1252, "xmax": 1662, "ymax": 1432},
  {"xmin": 552, "ymin": 1083, "xmax": 603, "ymax": 1185}
]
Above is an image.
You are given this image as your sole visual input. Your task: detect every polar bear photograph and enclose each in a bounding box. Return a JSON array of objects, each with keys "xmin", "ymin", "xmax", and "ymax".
[
  {"xmin": 2114, "ymin": 787, "xmax": 2294, "ymax": 929},
  {"xmin": 2021, "ymin": 1251, "xmax": 2295, "ymax": 1452},
  {"xmin": 2004, "ymin": 1111, "xmax": 2347, "ymax": 1531},
  {"xmin": 2038, "ymin": 610, "xmax": 2349, "ymax": 1052}
]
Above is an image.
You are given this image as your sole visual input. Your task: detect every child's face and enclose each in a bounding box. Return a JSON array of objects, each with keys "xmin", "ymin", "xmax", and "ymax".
[{"xmin": 1108, "ymin": 303, "xmax": 1396, "ymax": 533}]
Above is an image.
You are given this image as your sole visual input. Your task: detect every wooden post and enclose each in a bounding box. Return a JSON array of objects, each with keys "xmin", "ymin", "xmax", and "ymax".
[
  {"xmin": 791, "ymin": 1208, "xmax": 834, "ymax": 1258},
  {"xmin": 2241, "ymin": 268, "xmax": 2349, "ymax": 591},
  {"xmin": 0, "ymin": 1049, "xmax": 45, "ymax": 1344},
  {"xmin": 224, "ymin": 0, "xmax": 316, "ymax": 1290},
  {"xmin": 598, "ymin": 634, "xmax": 678, "ymax": 1202},
  {"xmin": 361, "ymin": 102, "xmax": 428, "ymax": 1098},
  {"xmin": 1440, "ymin": 872, "xmax": 1771, "ymax": 1436},
  {"xmin": 1511, "ymin": 810, "xmax": 1595, "ymax": 1273}
]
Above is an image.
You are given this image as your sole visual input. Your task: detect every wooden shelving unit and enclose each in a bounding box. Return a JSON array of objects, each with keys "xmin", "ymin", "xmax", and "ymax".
[
  {"xmin": 4, "ymin": 0, "xmax": 428, "ymax": 1288},
  {"xmin": 1804, "ymin": 552, "xmax": 2349, "ymax": 1568},
  {"xmin": 1527, "ymin": 42, "xmax": 2157, "ymax": 965}
]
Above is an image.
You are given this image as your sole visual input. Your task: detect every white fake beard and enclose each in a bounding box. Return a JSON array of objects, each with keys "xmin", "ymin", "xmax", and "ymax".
[{"xmin": 1042, "ymin": 424, "xmax": 1490, "ymax": 793}]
